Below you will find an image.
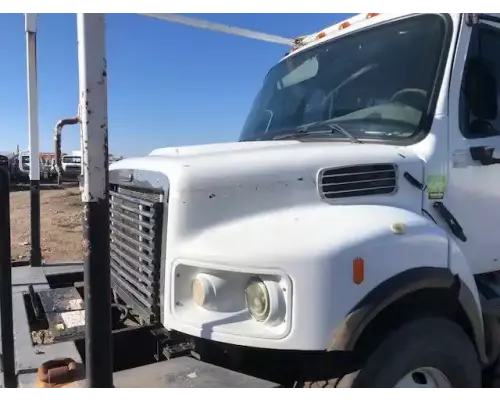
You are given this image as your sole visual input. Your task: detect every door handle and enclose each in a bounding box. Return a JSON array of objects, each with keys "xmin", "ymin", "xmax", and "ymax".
[{"xmin": 469, "ymin": 146, "xmax": 500, "ymax": 165}]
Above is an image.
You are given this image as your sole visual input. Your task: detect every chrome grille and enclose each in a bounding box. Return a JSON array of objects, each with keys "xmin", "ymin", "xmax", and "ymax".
[
  {"xmin": 319, "ymin": 164, "xmax": 397, "ymax": 199},
  {"xmin": 109, "ymin": 184, "xmax": 164, "ymax": 324}
]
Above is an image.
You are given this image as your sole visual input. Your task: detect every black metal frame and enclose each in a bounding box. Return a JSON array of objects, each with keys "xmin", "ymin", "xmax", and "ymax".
[
  {"xmin": 0, "ymin": 157, "xmax": 10, "ymax": 187},
  {"xmin": 30, "ymin": 180, "xmax": 41, "ymax": 266},
  {"xmin": 0, "ymin": 168, "xmax": 17, "ymax": 387}
]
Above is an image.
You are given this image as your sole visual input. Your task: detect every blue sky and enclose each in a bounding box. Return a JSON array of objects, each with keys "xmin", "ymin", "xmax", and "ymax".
[{"xmin": 0, "ymin": 13, "xmax": 353, "ymax": 157}]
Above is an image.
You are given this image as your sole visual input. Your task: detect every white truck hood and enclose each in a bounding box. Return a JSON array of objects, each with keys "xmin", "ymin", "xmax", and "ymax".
[
  {"xmin": 114, "ymin": 141, "xmax": 424, "ymax": 225},
  {"xmin": 149, "ymin": 141, "xmax": 304, "ymax": 158},
  {"xmin": 147, "ymin": 140, "xmax": 419, "ymax": 174}
]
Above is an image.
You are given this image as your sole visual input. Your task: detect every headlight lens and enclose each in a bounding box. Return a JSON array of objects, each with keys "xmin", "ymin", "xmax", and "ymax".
[
  {"xmin": 245, "ymin": 277, "xmax": 270, "ymax": 321},
  {"xmin": 191, "ymin": 273, "xmax": 224, "ymax": 310},
  {"xmin": 192, "ymin": 276, "xmax": 208, "ymax": 307}
]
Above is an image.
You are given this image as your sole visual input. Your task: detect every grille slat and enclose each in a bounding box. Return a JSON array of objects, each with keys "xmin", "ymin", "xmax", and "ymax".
[
  {"xmin": 111, "ymin": 226, "xmax": 154, "ymax": 253},
  {"xmin": 112, "ymin": 188, "xmax": 161, "ymax": 206},
  {"xmin": 110, "ymin": 242, "xmax": 155, "ymax": 271},
  {"xmin": 110, "ymin": 209, "xmax": 158, "ymax": 230},
  {"xmin": 110, "ymin": 244, "xmax": 154, "ymax": 274},
  {"xmin": 111, "ymin": 262, "xmax": 154, "ymax": 297},
  {"xmin": 111, "ymin": 270, "xmax": 153, "ymax": 308},
  {"xmin": 321, "ymin": 176, "xmax": 396, "ymax": 187},
  {"xmin": 111, "ymin": 198, "xmax": 155, "ymax": 219},
  {"xmin": 110, "ymin": 255, "xmax": 154, "ymax": 284},
  {"xmin": 109, "ymin": 218, "xmax": 155, "ymax": 242},
  {"xmin": 319, "ymin": 164, "xmax": 397, "ymax": 199},
  {"xmin": 109, "ymin": 184, "xmax": 164, "ymax": 325}
]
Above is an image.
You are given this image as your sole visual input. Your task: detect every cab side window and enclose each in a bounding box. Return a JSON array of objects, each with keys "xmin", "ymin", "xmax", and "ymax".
[{"xmin": 460, "ymin": 25, "xmax": 500, "ymax": 138}]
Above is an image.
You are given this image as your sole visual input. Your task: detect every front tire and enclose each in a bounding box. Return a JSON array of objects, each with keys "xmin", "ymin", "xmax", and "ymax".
[{"xmin": 303, "ymin": 317, "xmax": 482, "ymax": 388}]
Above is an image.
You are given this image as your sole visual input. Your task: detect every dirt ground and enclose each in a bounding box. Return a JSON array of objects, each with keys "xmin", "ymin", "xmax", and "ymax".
[{"xmin": 10, "ymin": 186, "xmax": 85, "ymax": 263}]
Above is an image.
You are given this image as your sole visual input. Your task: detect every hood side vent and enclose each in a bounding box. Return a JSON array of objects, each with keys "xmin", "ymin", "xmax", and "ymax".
[{"xmin": 319, "ymin": 163, "xmax": 397, "ymax": 199}]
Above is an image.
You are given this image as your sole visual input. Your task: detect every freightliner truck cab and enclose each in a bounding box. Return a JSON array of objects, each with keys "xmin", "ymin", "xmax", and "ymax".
[{"xmin": 108, "ymin": 13, "xmax": 500, "ymax": 387}]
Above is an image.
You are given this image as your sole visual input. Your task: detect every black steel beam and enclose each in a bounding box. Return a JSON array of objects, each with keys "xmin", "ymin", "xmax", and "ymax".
[
  {"xmin": 30, "ymin": 179, "xmax": 41, "ymax": 266},
  {"xmin": 0, "ymin": 167, "xmax": 17, "ymax": 387}
]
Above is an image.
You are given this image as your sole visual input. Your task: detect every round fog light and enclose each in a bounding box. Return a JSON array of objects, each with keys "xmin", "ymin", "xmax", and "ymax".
[
  {"xmin": 192, "ymin": 277, "xmax": 207, "ymax": 306},
  {"xmin": 191, "ymin": 273, "xmax": 220, "ymax": 309},
  {"xmin": 191, "ymin": 275, "xmax": 213, "ymax": 307},
  {"xmin": 245, "ymin": 277, "xmax": 270, "ymax": 322}
]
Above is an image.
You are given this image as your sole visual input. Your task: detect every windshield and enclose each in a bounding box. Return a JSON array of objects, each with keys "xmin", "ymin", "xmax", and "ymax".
[
  {"xmin": 21, "ymin": 156, "xmax": 29, "ymax": 165},
  {"xmin": 240, "ymin": 14, "xmax": 449, "ymax": 142},
  {"xmin": 63, "ymin": 156, "xmax": 81, "ymax": 164}
]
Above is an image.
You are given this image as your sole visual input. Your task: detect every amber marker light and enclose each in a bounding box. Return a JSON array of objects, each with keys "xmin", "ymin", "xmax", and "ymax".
[{"xmin": 353, "ymin": 258, "xmax": 365, "ymax": 285}]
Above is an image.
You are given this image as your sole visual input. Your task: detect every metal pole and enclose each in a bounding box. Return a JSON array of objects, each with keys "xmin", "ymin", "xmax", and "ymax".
[
  {"xmin": 77, "ymin": 13, "xmax": 113, "ymax": 388},
  {"xmin": 25, "ymin": 13, "xmax": 42, "ymax": 267},
  {"xmin": 0, "ymin": 168, "xmax": 17, "ymax": 388}
]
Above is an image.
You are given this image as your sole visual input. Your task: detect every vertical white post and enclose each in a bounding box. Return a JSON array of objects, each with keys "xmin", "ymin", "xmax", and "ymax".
[
  {"xmin": 25, "ymin": 13, "xmax": 41, "ymax": 266},
  {"xmin": 25, "ymin": 14, "xmax": 40, "ymax": 182},
  {"xmin": 77, "ymin": 13, "xmax": 113, "ymax": 388}
]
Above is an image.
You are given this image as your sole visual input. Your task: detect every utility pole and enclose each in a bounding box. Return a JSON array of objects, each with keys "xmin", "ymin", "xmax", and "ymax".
[
  {"xmin": 77, "ymin": 13, "xmax": 113, "ymax": 388},
  {"xmin": 25, "ymin": 13, "xmax": 42, "ymax": 267}
]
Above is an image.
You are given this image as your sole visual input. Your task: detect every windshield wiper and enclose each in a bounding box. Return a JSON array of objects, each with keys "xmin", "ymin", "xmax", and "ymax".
[
  {"xmin": 273, "ymin": 131, "xmax": 330, "ymax": 141},
  {"xmin": 274, "ymin": 121, "xmax": 361, "ymax": 143},
  {"xmin": 326, "ymin": 123, "xmax": 361, "ymax": 144}
]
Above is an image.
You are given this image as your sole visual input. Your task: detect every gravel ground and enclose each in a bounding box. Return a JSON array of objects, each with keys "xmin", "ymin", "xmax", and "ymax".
[{"xmin": 10, "ymin": 186, "xmax": 85, "ymax": 263}]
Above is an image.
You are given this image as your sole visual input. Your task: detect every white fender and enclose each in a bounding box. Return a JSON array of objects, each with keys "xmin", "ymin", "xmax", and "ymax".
[{"xmin": 165, "ymin": 204, "xmax": 482, "ymax": 353}]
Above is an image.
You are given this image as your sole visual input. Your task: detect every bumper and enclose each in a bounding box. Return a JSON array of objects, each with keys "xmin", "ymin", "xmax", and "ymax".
[{"xmin": 63, "ymin": 171, "xmax": 81, "ymax": 176}]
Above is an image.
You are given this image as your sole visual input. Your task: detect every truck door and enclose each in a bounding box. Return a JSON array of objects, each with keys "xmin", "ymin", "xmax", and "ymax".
[{"xmin": 447, "ymin": 15, "xmax": 500, "ymax": 274}]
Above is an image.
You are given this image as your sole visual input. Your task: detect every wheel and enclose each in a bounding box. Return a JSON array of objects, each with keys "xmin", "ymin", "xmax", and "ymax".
[{"xmin": 301, "ymin": 317, "xmax": 482, "ymax": 388}]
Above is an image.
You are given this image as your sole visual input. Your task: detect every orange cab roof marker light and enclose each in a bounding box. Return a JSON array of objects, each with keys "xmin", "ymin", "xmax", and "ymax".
[{"xmin": 339, "ymin": 21, "xmax": 351, "ymax": 30}]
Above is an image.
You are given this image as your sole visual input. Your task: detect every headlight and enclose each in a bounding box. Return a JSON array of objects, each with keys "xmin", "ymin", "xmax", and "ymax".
[
  {"xmin": 245, "ymin": 277, "xmax": 270, "ymax": 322},
  {"xmin": 192, "ymin": 276, "xmax": 209, "ymax": 307},
  {"xmin": 191, "ymin": 274, "xmax": 216, "ymax": 308},
  {"xmin": 191, "ymin": 273, "xmax": 226, "ymax": 310}
]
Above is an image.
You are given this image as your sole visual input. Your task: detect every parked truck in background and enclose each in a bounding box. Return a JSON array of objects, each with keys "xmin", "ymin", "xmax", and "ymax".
[
  {"xmin": 61, "ymin": 155, "xmax": 81, "ymax": 181},
  {"xmin": 14, "ymin": 150, "xmax": 31, "ymax": 183},
  {"xmin": 13, "ymin": 151, "xmax": 61, "ymax": 183}
]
